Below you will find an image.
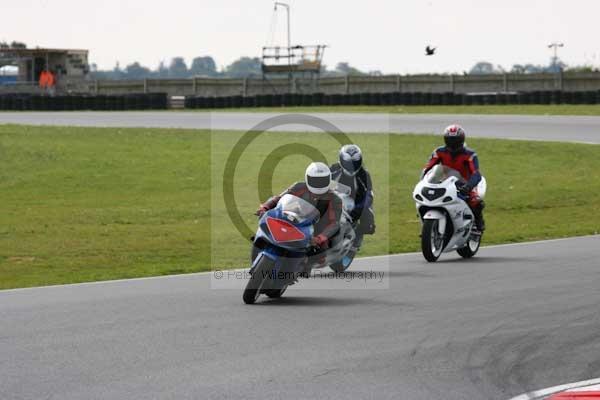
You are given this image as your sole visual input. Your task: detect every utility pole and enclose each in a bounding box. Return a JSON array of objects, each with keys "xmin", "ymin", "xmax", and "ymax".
[
  {"xmin": 274, "ymin": 2, "xmax": 291, "ymax": 51},
  {"xmin": 548, "ymin": 42, "xmax": 564, "ymax": 71},
  {"xmin": 274, "ymin": 2, "xmax": 292, "ymax": 91}
]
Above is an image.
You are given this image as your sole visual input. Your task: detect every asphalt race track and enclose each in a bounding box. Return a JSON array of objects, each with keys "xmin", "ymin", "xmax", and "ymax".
[
  {"xmin": 1, "ymin": 236, "xmax": 599, "ymax": 400},
  {"xmin": 1, "ymin": 112, "xmax": 599, "ymax": 399},
  {"xmin": 0, "ymin": 111, "xmax": 600, "ymax": 143}
]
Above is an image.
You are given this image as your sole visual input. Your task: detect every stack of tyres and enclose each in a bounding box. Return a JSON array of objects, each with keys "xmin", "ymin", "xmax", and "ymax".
[
  {"xmin": 243, "ymin": 96, "xmax": 255, "ymax": 108},
  {"xmin": 381, "ymin": 92, "xmax": 393, "ymax": 106},
  {"xmin": 312, "ymin": 92, "xmax": 324, "ymax": 106},
  {"xmin": 583, "ymin": 91, "xmax": 596, "ymax": 104},
  {"xmin": 282, "ymin": 93, "xmax": 293, "ymax": 107},
  {"xmin": 370, "ymin": 92, "xmax": 382, "ymax": 106},
  {"xmin": 331, "ymin": 93, "xmax": 341, "ymax": 106},
  {"xmin": 429, "ymin": 92, "xmax": 442, "ymax": 106},
  {"xmin": 116, "ymin": 95, "xmax": 127, "ymax": 110},
  {"xmin": 184, "ymin": 96, "xmax": 195, "ymax": 109},
  {"xmin": 191, "ymin": 97, "xmax": 202, "ymax": 109},
  {"xmin": 30, "ymin": 95, "xmax": 42, "ymax": 110},
  {"xmin": 572, "ymin": 91, "xmax": 584, "ymax": 105},
  {"xmin": 148, "ymin": 93, "xmax": 164, "ymax": 109},
  {"xmin": 349, "ymin": 93, "xmax": 361, "ymax": 105},
  {"xmin": 301, "ymin": 93, "xmax": 313, "ymax": 106},
  {"xmin": 83, "ymin": 95, "xmax": 94, "ymax": 110},
  {"xmin": 232, "ymin": 95, "xmax": 243, "ymax": 108},
  {"xmin": 495, "ymin": 93, "xmax": 507, "ymax": 105},
  {"xmin": 550, "ymin": 91, "xmax": 561, "ymax": 104},
  {"xmin": 518, "ymin": 92, "xmax": 532, "ymax": 104},
  {"xmin": 482, "ymin": 94, "xmax": 496, "ymax": 105},
  {"xmin": 275, "ymin": 94, "xmax": 286, "ymax": 107},
  {"xmin": 340, "ymin": 93, "xmax": 351, "ymax": 105},
  {"xmin": 292, "ymin": 93, "xmax": 303, "ymax": 106},
  {"xmin": 359, "ymin": 92, "xmax": 371, "ymax": 105},
  {"xmin": 399, "ymin": 92, "xmax": 411, "ymax": 105},
  {"xmin": 539, "ymin": 91, "xmax": 551, "ymax": 105},
  {"xmin": 473, "ymin": 95, "xmax": 485, "ymax": 105},
  {"xmin": 204, "ymin": 97, "xmax": 216, "ymax": 109},
  {"xmin": 214, "ymin": 96, "xmax": 225, "ymax": 109},
  {"xmin": 124, "ymin": 94, "xmax": 136, "ymax": 110}
]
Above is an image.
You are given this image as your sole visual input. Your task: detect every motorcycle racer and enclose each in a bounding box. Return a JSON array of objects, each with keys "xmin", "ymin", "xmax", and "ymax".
[
  {"xmin": 421, "ymin": 124, "xmax": 485, "ymax": 232},
  {"xmin": 330, "ymin": 144, "xmax": 375, "ymax": 247},
  {"xmin": 257, "ymin": 162, "xmax": 343, "ymax": 249}
]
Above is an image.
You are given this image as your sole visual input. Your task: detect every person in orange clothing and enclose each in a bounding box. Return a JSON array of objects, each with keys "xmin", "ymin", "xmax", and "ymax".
[
  {"xmin": 39, "ymin": 70, "xmax": 49, "ymax": 88},
  {"xmin": 47, "ymin": 70, "xmax": 56, "ymax": 87}
]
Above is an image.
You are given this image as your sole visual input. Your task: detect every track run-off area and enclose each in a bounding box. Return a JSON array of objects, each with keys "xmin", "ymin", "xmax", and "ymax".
[
  {"xmin": 1, "ymin": 112, "xmax": 599, "ymax": 399},
  {"xmin": 0, "ymin": 111, "xmax": 600, "ymax": 143}
]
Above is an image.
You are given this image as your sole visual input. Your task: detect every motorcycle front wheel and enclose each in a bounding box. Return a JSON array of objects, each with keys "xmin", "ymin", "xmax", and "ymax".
[
  {"xmin": 243, "ymin": 256, "xmax": 272, "ymax": 304},
  {"xmin": 421, "ymin": 219, "xmax": 444, "ymax": 262}
]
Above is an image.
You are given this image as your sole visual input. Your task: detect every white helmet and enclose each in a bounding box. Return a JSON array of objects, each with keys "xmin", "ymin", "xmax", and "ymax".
[{"xmin": 305, "ymin": 162, "xmax": 331, "ymax": 195}]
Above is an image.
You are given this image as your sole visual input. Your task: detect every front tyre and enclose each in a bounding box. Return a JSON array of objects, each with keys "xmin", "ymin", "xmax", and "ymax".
[
  {"xmin": 421, "ymin": 219, "xmax": 444, "ymax": 262},
  {"xmin": 457, "ymin": 231, "xmax": 482, "ymax": 259},
  {"xmin": 264, "ymin": 286, "xmax": 287, "ymax": 298},
  {"xmin": 243, "ymin": 256, "xmax": 272, "ymax": 304}
]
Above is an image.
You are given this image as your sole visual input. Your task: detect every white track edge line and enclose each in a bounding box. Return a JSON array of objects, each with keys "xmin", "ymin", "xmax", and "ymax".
[
  {"xmin": 1, "ymin": 234, "xmax": 598, "ymax": 294},
  {"xmin": 508, "ymin": 377, "xmax": 600, "ymax": 400}
]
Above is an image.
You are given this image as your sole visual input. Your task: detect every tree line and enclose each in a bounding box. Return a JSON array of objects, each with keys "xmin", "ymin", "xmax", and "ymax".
[
  {"xmin": 91, "ymin": 56, "xmax": 598, "ymax": 80},
  {"xmin": 89, "ymin": 56, "xmax": 382, "ymax": 80}
]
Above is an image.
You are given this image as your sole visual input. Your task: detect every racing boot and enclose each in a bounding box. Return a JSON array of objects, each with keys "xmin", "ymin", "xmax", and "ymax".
[{"xmin": 472, "ymin": 201, "xmax": 486, "ymax": 232}]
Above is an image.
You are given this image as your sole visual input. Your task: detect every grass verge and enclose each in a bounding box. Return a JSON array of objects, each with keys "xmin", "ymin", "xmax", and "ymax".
[{"xmin": 0, "ymin": 124, "xmax": 598, "ymax": 289}]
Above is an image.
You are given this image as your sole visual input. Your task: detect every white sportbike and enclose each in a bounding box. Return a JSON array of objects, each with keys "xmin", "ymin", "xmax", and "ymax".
[{"xmin": 413, "ymin": 164, "xmax": 487, "ymax": 262}]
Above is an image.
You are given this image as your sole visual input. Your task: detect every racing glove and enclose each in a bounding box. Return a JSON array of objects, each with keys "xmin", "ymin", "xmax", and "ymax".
[
  {"xmin": 311, "ymin": 234, "xmax": 329, "ymax": 249},
  {"xmin": 255, "ymin": 206, "xmax": 268, "ymax": 217},
  {"xmin": 455, "ymin": 181, "xmax": 472, "ymax": 196}
]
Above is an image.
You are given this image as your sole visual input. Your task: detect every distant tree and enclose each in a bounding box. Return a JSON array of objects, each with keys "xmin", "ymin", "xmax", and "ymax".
[
  {"xmin": 124, "ymin": 62, "xmax": 151, "ymax": 79},
  {"xmin": 190, "ymin": 56, "xmax": 218, "ymax": 77},
  {"xmin": 510, "ymin": 64, "xmax": 526, "ymax": 74},
  {"xmin": 10, "ymin": 41, "xmax": 27, "ymax": 49},
  {"xmin": 224, "ymin": 57, "xmax": 262, "ymax": 78},
  {"xmin": 0, "ymin": 42, "xmax": 9, "ymax": 49},
  {"xmin": 566, "ymin": 65, "xmax": 599, "ymax": 73},
  {"xmin": 168, "ymin": 57, "xmax": 189, "ymax": 78},
  {"xmin": 469, "ymin": 61, "xmax": 503, "ymax": 75},
  {"xmin": 335, "ymin": 62, "xmax": 365, "ymax": 76},
  {"xmin": 156, "ymin": 61, "xmax": 169, "ymax": 78}
]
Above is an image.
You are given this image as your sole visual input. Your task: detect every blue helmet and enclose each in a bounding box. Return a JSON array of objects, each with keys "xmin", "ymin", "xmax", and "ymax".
[{"xmin": 339, "ymin": 144, "xmax": 363, "ymax": 176}]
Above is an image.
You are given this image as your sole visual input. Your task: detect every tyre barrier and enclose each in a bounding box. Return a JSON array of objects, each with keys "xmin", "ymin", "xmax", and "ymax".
[
  {"xmin": 0, "ymin": 93, "xmax": 168, "ymax": 111},
  {"xmin": 178, "ymin": 91, "xmax": 600, "ymax": 110}
]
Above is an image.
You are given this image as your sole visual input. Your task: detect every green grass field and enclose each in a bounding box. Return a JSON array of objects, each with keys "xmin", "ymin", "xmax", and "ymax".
[
  {"xmin": 1, "ymin": 124, "xmax": 599, "ymax": 289},
  {"xmin": 208, "ymin": 104, "xmax": 600, "ymax": 116}
]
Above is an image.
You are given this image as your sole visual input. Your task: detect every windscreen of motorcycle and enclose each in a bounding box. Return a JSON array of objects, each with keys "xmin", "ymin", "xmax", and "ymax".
[
  {"xmin": 425, "ymin": 164, "xmax": 463, "ymax": 184},
  {"xmin": 278, "ymin": 194, "xmax": 320, "ymax": 224}
]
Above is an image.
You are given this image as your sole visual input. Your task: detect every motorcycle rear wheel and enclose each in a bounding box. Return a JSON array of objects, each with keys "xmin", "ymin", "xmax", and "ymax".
[{"xmin": 457, "ymin": 231, "xmax": 482, "ymax": 259}]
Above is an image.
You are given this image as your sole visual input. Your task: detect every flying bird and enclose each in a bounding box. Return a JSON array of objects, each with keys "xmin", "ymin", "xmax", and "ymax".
[{"xmin": 425, "ymin": 46, "xmax": 436, "ymax": 56}]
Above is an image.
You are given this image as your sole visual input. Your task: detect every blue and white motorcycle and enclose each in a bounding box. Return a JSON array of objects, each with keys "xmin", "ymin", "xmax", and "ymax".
[
  {"xmin": 244, "ymin": 191, "xmax": 356, "ymax": 304},
  {"xmin": 413, "ymin": 164, "xmax": 487, "ymax": 262}
]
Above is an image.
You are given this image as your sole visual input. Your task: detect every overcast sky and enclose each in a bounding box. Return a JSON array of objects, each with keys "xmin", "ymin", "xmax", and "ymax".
[{"xmin": 2, "ymin": 0, "xmax": 598, "ymax": 74}]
